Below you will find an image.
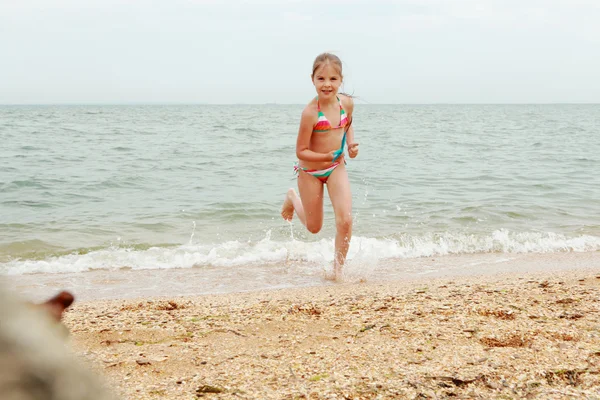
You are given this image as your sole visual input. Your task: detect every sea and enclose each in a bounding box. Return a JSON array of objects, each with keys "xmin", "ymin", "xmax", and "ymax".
[{"xmin": 1, "ymin": 104, "xmax": 599, "ymax": 300}]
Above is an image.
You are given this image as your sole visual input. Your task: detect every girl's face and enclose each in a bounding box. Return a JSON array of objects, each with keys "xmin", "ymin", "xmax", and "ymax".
[{"xmin": 312, "ymin": 62, "xmax": 342, "ymax": 99}]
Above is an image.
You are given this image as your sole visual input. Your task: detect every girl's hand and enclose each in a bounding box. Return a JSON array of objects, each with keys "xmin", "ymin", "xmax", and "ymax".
[{"xmin": 348, "ymin": 143, "xmax": 359, "ymax": 158}]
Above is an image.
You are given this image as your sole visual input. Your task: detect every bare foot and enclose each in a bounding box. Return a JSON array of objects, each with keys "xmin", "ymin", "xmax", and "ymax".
[
  {"xmin": 334, "ymin": 264, "xmax": 343, "ymax": 282},
  {"xmin": 281, "ymin": 188, "xmax": 296, "ymax": 221},
  {"xmin": 324, "ymin": 267, "xmax": 343, "ymax": 282}
]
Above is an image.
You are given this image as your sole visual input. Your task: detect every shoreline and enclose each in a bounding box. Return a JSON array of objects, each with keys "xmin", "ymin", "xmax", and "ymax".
[
  {"xmin": 7, "ymin": 251, "xmax": 600, "ymax": 303},
  {"xmin": 65, "ymin": 265, "xmax": 600, "ymax": 399}
]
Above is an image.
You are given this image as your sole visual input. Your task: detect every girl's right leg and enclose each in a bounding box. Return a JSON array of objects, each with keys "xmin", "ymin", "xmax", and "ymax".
[
  {"xmin": 281, "ymin": 172, "xmax": 324, "ymax": 234},
  {"xmin": 324, "ymin": 165, "xmax": 352, "ymax": 280}
]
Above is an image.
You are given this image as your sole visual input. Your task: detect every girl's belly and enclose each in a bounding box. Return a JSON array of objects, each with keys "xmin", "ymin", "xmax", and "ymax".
[{"xmin": 299, "ymin": 129, "xmax": 344, "ymax": 170}]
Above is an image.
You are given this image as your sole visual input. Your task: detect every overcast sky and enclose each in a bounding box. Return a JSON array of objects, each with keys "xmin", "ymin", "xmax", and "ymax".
[{"xmin": 1, "ymin": 0, "xmax": 599, "ymax": 104}]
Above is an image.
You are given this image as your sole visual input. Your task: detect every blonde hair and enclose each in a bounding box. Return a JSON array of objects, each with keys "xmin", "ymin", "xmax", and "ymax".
[{"xmin": 311, "ymin": 53, "xmax": 344, "ymax": 79}]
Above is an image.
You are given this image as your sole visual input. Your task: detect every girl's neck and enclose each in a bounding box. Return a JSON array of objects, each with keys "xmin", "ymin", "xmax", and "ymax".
[{"xmin": 318, "ymin": 95, "xmax": 338, "ymax": 108}]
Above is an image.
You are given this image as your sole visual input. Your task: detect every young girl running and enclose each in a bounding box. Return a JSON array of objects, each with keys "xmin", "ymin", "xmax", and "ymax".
[{"xmin": 281, "ymin": 53, "xmax": 359, "ymax": 281}]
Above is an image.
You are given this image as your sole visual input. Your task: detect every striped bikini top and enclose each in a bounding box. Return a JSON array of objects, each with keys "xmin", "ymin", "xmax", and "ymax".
[{"xmin": 313, "ymin": 96, "xmax": 348, "ymax": 133}]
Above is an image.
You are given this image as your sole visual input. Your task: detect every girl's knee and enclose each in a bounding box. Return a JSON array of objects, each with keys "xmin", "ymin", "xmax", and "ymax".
[
  {"xmin": 306, "ymin": 221, "xmax": 322, "ymax": 234},
  {"xmin": 336, "ymin": 214, "xmax": 352, "ymax": 233}
]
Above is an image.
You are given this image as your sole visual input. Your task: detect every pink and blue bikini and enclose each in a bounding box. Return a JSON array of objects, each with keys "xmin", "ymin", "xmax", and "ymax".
[{"xmin": 294, "ymin": 96, "xmax": 349, "ymax": 183}]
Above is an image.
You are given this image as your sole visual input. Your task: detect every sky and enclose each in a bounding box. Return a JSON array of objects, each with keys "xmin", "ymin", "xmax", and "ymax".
[{"xmin": 1, "ymin": 0, "xmax": 599, "ymax": 104}]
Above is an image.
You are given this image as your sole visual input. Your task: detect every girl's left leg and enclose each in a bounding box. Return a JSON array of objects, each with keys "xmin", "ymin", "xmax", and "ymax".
[{"xmin": 325, "ymin": 164, "xmax": 353, "ymax": 280}]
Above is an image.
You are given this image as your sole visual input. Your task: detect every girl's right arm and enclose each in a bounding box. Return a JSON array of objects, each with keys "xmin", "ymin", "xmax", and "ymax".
[{"xmin": 296, "ymin": 108, "xmax": 334, "ymax": 162}]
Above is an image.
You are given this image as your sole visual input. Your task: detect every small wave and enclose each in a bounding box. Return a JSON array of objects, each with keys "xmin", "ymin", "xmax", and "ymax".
[
  {"xmin": 84, "ymin": 178, "xmax": 144, "ymax": 190},
  {"xmin": 450, "ymin": 216, "xmax": 479, "ymax": 223},
  {"xmin": 505, "ymin": 211, "xmax": 526, "ymax": 219},
  {"xmin": 1, "ymin": 200, "xmax": 56, "ymax": 208},
  {"xmin": 0, "ymin": 167, "xmax": 18, "ymax": 173},
  {"xmin": 2, "ymin": 229, "xmax": 599, "ymax": 276},
  {"xmin": 131, "ymin": 222, "xmax": 175, "ymax": 232},
  {"xmin": 0, "ymin": 239, "xmax": 66, "ymax": 263},
  {"xmin": 20, "ymin": 145, "xmax": 42, "ymax": 151},
  {"xmin": 575, "ymin": 157, "xmax": 597, "ymax": 163},
  {"xmin": 233, "ymin": 127, "xmax": 261, "ymax": 133},
  {"xmin": 3, "ymin": 180, "xmax": 48, "ymax": 189},
  {"xmin": 62, "ymin": 127, "xmax": 84, "ymax": 133}
]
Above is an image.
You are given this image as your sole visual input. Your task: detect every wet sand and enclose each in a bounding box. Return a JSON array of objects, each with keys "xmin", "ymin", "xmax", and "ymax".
[
  {"xmin": 65, "ymin": 264, "xmax": 600, "ymax": 399},
  {"xmin": 11, "ymin": 251, "xmax": 600, "ymax": 302}
]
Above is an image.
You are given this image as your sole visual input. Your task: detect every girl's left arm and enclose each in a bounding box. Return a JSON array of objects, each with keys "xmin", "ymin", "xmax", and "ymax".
[
  {"xmin": 344, "ymin": 97, "xmax": 359, "ymax": 158},
  {"xmin": 347, "ymin": 124, "xmax": 355, "ymax": 146}
]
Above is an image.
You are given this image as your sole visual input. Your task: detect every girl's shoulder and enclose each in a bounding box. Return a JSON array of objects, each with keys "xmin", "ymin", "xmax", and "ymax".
[
  {"xmin": 300, "ymin": 98, "xmax": 319, "ymax": 120},
  {"xmin": 339, "ymin": 94, "xmax": 354, "ymax": 113}
]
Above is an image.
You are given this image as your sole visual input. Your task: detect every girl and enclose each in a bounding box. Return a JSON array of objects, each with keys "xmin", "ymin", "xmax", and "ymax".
[{"xmin": 281, "ymin": 53, "xmax": 359, "ymax": 281}]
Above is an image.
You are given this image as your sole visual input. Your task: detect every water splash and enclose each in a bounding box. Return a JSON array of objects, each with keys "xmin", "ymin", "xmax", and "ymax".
[
  {"xmin": 2, "ymin": 229, "xmax": 599, "ymax": 276},
  {"xmin": 189, "ymin": 221, "xmax": 196, "ymax": 245}
]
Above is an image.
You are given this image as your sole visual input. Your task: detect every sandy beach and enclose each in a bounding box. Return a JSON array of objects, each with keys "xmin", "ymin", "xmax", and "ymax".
[{"xmin": 64, "ymin": 264, "xmax": 600, "ymax": 399}]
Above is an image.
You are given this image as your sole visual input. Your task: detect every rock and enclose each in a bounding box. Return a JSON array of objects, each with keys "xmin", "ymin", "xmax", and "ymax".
[{"xmin": 197, "ymin": 385, "xmax": 224, "ymax": 394}]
